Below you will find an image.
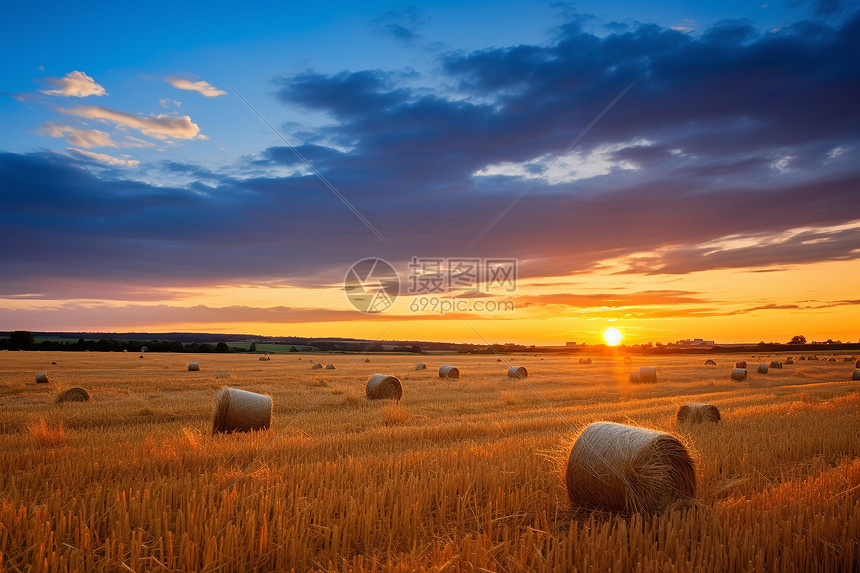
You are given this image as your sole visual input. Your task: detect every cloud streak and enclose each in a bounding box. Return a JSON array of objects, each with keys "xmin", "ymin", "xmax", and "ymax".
[{"xmin": 66, "ymin": 148, "xmax": 140, "ymax": 166}]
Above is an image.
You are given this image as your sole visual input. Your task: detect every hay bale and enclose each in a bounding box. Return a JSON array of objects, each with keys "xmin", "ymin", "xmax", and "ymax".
[
  {"xmin": 496, "ymin": 358, "xmax": 502, "ymax": 362},
  {"xmin": 731, "ymin": 368, "xmax": 747, "ymax": 381},
  {"xmin": 51, "ymin": 361, "xmax": 58, "ymax": 365},
  {"xmin": 57, "ymin": 387, "xmax": 90, "ymax": 403},
  {"xmin": 507, "ymin": 366, "xmax": 527, "ymax": 378},
  {"xmin": 628, "ymin": 371, "xmax": 640, "ymax": 383},
  {"xmin": 312, "ymin": 363, "xmax": 323, "ymax": 369},
  {"xmin": 439, "ymin": 365, "xmax": 459, "ymax": 379},
  {"xmin": 852, "ymin": 369, "xmax": 860, "ymax": 381},
  {"xmin": 828, "ymin": 357, "xmax": 837, "ymax": 362},
  {"xmin": 258, "ymin": 356, "xmax": 270, "ymax": 361},
  {"xmin": 703, "ymin": 359, "xmax": 717, "ymax": 366},
  {"xmin": 769, "ymin": 361, "xmax": 782, "ymax": 369},
  {"xmin": 565, "ymin": 422, "xmax": 696, "ymax": 514},
  {"xmin": 188, "ymin": 362, "xmax": 200, "ymax": 371},
  {"xmin": 579, "ymin": 357, "xmax": 592, "ymax": 364},
  {"xmin": 809, "ymin": 356, "xmax": 818, "ymax": 361},
  {"xmin": 735, "ymin": 360, "xmax": 747, "ymax": 368},
  {"xmin": 785, "ymin": 357, "xmax": 794, "ymax": 364},
  {"xmin": 365, "ymin": 358, "xmax": 371, "ymax": 363},
  {"xmin": 757, "ymin": 363, "xmax": 769, "ymax": 374},
  {"xmin": 842, "ymin": 357, "xmax": 853, "ymax": 362},
  {"xmin": 212, "ymin": 387, "xmax": 272, "ymax": 434},
  {"xmin": 638, "ymin": 366, "xmax": 657, "ymax": 384},
  {"xmin": 366, "ymin": 374, "xmax": 403, "ymax": 401},
  {"xmin": 799, "ymin": 356, "xmax": 806, "ymax": 361},
  {"xmin": 414, "ymin": 362, "xmax": 426, "ymax": 370},
  {"xmin": 325, "ymin": 364, "xmax": 335, "ymax": 370},
  {"xmin": 35, "ymin": 371, "xmax": 50, "ymax": 384},
  {"xmin": 139, "ymin": 355, "xmax": 144, "ymax": 358},
  {"xmin": 856, "ymin": 359, "xmax": 860, "ymax": 368},
  {"xmin": 676, "ymin": 403, "xmax": 720, "ymax": 424}
]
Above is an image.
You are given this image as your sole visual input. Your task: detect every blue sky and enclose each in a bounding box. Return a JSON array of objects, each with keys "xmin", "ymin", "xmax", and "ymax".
[{"xmin": 1, "ymin": 0, "xmax": 858, "ymax": 343}]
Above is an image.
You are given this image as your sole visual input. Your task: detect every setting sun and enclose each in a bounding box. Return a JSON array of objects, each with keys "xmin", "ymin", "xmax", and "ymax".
[{"xmin": 603, "ymin": 327, "xmax": 623, "ymax": 346}]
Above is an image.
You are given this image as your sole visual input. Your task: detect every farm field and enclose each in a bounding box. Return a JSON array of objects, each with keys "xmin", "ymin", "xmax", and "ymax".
[{"xmin": 1, "ymin": 351, "xmax": 859, "ymax": 572}]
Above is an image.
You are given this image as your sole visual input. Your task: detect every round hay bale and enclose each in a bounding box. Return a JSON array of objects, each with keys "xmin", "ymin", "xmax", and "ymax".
[
  {"xmin": 785, "ymin": 357, "xmax": 794, "ymax": 364},
  {"xmin": 856, "ymin": 359, "xmax": 860, "ymax": 368},
  {"xmin": 312, "ymin": 363, "xmax": 323, "ymax": 369},
  {"xmin": 507, "ymin": 366, "xmax": 527, "ymax": 378},
  {"xmin": 628, "ymin": 370, "xmax": 640, "ymax": 383},
  {"xmin": 565, "ymin": 422, "xmax": 696, "ymax": 514},
  {"xmin": 842, "ymin": 357, "xmax": 853, "ymax": 362},
  {"xmin": 496, "ymin": 358, "xmax": 502, "ymax": 362},
  {"xmin": 139, "ymin": 355, "xmax": 144, "ymax": 358},
  {"xmin": 852, "ymin": 369, "xmax": 860, "ymax": 381},
  {"xmin": 35, "ymin": 371, "xmax": 50, "ymax": 384},
  {"xmin": 258, "ymin": 355, "xmax": 270, "ymax": 361},
  {"xmin": 366, "ymin": 374, "xmax": 403, "ymax": 401},
  {"xmin": 51, "ymin": 361, "xmax": 58, "ymax": 365},
  {"xmin": 365, "ymin": 358, "xmax": 371, "ymax": 363},
  {"xmin": 735, "ymin": 360, "xmax": 747, "ymax": 369},
  {"xmin": 730, "ymin": 368, "xmax": 747, "ymax": 381},
  {"xmin": 757, "ymin": 363, "xmax": 769, "ymax": 374},
  {"xmin": 769, "ymin": 360, "xmax": 782, "ymax": 369},
  {"xmin": 799, "ymin": 356, "xmax": 806, "ymax": 360},
  {"xmin": 809, "ymin": 356, "xmax": 818, "ymax": 361},
  {"xmin": 439, "ymin": 365, "xmax": 459, "ymax": 379},
  {"xmin": 188, "ymin": 362, "xmax": 200, "ymax": 371},
  {"xmin": 703, "ymin": 359, "xmax": 717, "ymax": 366},
  {"xmin": 828, "ymin": 357, "xmax": 837, "ymax": 362},
  {"xmin": 212, "ymin": 387, "xmax": 272, "ymax": 434},
  {"xmin": 325, "ymin": 363, "xmax": 335, "ymax": 370},
  {"xmin": 638, "ymin": 366, "xmax": 657, "ymax": 384},
  {"xmin": 414, "ymin": 362, "xmax": 426, "ymax": 370},
  {"xmin": 57, "ymin": 387, "xmax": 90, "ymax": 403},
  {"xmin": 579, "ymin": 357, "xmax": 592, "ymax": 365},
  {"xmin": 676, "ymin": 403, "xmax": 720, "ymax": 424}
]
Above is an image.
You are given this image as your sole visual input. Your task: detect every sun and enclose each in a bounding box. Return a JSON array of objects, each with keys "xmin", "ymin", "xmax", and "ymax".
[{"xmin": 603, "ymin": 327, "xmax": 623, "ymax": 346}]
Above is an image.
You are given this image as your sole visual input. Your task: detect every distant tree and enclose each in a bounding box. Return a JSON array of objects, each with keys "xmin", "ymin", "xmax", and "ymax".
[
  {"xmin": 289, "ymin": 346, "xmax": 298, "ymax": 352},
  {"xmin": 788, "ymin": 335, "xmax": 807, "ymax": 345},
  {"xmin": 216, "ymin": 341, "xmax": 230, "ymax": 353},
  {"xmin": 249, "ymin": 342, "xmax": 257, "ymax": 353},
  {"xmin": 410, "ymin": 345, "xmax": 422, "ymax": 354},
  {"xmin": 9, "ymin": 331, "xmax": 35, "ymax": 350}
]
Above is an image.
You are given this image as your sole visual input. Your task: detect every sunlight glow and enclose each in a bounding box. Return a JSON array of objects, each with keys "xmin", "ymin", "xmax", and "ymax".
[{"xmin": 603, "ymin": 327, "xmax": 623, "ymax": 346}]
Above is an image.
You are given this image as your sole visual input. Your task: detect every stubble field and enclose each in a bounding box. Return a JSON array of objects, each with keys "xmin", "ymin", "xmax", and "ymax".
[{"xmin": 1, "ymin": 350, "xmax": 859, "ymax": 572}]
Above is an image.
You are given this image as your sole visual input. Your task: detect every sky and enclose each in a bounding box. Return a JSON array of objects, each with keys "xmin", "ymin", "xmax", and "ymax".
[{"xmin": 1, "ymin": 0, "xmax": 859, "ymax": 346}]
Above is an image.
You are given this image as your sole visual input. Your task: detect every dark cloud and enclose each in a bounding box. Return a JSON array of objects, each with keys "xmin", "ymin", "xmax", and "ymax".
[
  {"xmin": 372, "ymin": 8, "xmax": 428, "ymax": 44},
  {"xmin": 3, "ymin": 9, "xmax": 860, "ymax": 301}
]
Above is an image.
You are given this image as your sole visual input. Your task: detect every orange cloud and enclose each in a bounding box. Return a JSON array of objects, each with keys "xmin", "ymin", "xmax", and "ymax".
[
  {"xmin": 60, "ymin": 106, "xmax": 205, "ymax": 140},
  {"xmin": 165, "ymin": 76, "xmax": 226, "ymax": 97},
  {"xmin": 40, "ymin": 71, "xmax": 106, "ymax": 97}
]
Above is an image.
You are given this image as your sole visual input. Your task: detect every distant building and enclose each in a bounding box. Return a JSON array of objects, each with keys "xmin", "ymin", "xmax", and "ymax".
[
  {"xmin": 565, "ymin": 341, "xmax": 578, "ymax": 347},
  {"xmin": 674, "ymin": 338, "xmax": 715, "ymax": 347}
]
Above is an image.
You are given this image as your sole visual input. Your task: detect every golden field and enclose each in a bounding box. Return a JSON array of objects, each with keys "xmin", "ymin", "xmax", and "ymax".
[{"xmin": 1, "ymin": 350, "xmax": 859, "ymax": 572}]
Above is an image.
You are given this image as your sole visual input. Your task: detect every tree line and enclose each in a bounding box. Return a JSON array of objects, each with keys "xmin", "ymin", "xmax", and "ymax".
[{"xmin": 0, "ymin": 331, "xmax": 233, "ymax": 353}]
